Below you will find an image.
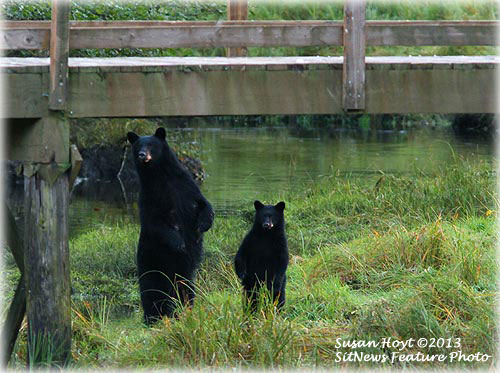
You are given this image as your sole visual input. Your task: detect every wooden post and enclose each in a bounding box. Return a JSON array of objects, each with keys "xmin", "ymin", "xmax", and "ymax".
[
  {"xmin": 343, "ymin": 0, "xmax": 366, "ymax": 111},
  {"xmin": 24, "ymin": 169, "xmax": 71, "ymax": 366},
  {"xmin": 22, "ymin": 0, "xmax": 72, "ymax": 366},
  {"xmin": 49, "ymin": 0, "xmax": 70, "ymax": 110},
  {"xmin": 226, "ymin": 0, "xmax": 248, "ymax": 57}
]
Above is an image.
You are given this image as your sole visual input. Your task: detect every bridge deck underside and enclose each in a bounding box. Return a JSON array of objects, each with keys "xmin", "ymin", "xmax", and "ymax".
[{"xmin": 2, "ymin": 56, "xmax": 498, "ymax": 117}]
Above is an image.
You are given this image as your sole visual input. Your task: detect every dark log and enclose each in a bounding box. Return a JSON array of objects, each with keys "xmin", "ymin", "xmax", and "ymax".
[{"xmin": 24, "ymin": 172, "xmax": 71, "ymax": 366}]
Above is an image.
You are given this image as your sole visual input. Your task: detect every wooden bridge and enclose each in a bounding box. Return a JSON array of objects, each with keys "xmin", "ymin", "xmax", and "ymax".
[{"xmin": 1, "ymin": 0, "xmax": 498, "ymax": 367}]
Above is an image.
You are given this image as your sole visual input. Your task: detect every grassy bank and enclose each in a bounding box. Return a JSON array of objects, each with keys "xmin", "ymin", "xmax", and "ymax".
[{"xmin": 3, "ymin": 157, "xmax": 497, "ymax": 369}]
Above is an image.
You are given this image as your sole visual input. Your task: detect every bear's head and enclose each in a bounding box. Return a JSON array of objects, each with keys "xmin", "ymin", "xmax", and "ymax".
[
  {"xmin": 127, "ymin": 127, "xmax": 170, "ymax": 168},
  {"xmin": 253, "ymin": 200, "xmax": 286, "ymax": 231}
]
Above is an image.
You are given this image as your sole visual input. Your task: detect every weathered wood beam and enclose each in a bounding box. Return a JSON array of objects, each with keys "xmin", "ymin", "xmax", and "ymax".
[
  {"xmin": 24, "ymin": 167, "xmax": 71, "ymax": 366},
  {"xmin": 68, "ymin": 144, "xmax": 82, "ymax": 189},
  {"xmin": 367, "ymin": 21, "xmax": 499, "ymax": 46},
  {"xmin": 6, "ymin": 117, "xmax": 70, "ymax": 163},
  {"xmin": 67, "ymin": 63, "xmax": 496, "ymax": 116},
  {"xmin": 343, "ymin": 0, "xmax": 366, "ymax": 111},
  {"xmin": 49, "ymin": 0, "xmax": 70, "ymax": 110},
  {"xmin": 227, "ymin": 0, "xmax": 248, "ymax": 56},
  {"xmin": 1, "ymin": 20, "xmax": 496, "ymax": 50},
  {"xmin": 23, "ymin": 1, "xmax": 72, "ymax": 362},
  {"xmin": 0, "ymin": 56, "xmax": 497, "ymax": 117},
  {"xmin": 4, "ymin": 203, "xmax": 24, "ymax": 272}
]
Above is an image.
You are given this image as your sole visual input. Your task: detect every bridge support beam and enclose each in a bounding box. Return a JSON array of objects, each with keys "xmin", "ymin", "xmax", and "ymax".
[
  {"xmin": 3, "ymin": 113, "xmax": 72, "ymax": 368},
  {"xmin": 24, "ymin": 161, "xmax": 71, "ymax": 366},
  {"xmin": 23, "ymin": 0, "xmax": 72, "ymax": 367}
]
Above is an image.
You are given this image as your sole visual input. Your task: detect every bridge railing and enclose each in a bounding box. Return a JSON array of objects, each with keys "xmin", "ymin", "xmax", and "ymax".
[
  {"xmin": 2, "ymin": 6, "xmax": 497, "ymax": 111},
  {"xmin": 2, "ymin": 19, "xmax": 497, "ymax": 50}
]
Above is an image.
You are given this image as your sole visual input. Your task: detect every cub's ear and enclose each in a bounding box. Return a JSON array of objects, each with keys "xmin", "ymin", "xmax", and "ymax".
[
  {"xmin": 275, "ymin": 201, "xmax": 285, "ymax": 211},
  {"xmin": 254, "ymin": 200, "xmax": 264, "ymax": 210},
  {"xmin": 154, "ymin": 127, "xmax": 166, "ymax": 141},
  {"xmin": 127, "ymin": 132, "xmax": 139, "ymax": 144}
]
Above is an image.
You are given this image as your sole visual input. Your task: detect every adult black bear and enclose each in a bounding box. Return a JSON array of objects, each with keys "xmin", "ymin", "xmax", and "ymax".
[
  {"xmin": 127, "ymin": 127, "xmax": 214, "ymax": 324},
  {"xmin": 234, "ymin": 201, "xmax": 289, "ymax": 311}
]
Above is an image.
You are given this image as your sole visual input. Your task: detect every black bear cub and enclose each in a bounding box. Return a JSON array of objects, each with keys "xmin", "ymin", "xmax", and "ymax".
[
  {"xmin": 234, "ymin": 201, "xmax": 289, "ymax": 311},
  {"xmin": 127, "ymin": 127, "xmax": 214, "ymax": 325}
]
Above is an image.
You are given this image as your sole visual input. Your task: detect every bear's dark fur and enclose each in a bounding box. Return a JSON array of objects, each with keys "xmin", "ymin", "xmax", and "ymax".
[
  {"xmin": 234, "ymin": 201, "xmax": 289, "ymax": 311},
  {"xmin": 127, "ymin": 127, "xmax": 214, "ymax": 324}
]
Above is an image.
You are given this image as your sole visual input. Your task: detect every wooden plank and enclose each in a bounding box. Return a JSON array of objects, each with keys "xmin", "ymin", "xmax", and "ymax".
[
  {"xmin": 68, "ymin": 144, "xmax": 82, "ymax": 189},
  {"xmin": 69, "ymin": 23, "xmax": 341, "ymax": 50},
  {"xmin": 6, "ymin": 115, "xmax": 70, "ymax": 163},
  {"xmin": 3, "ymin": 20, "xmax": 336, "ymax": 28},
  {"xmin": 1, "ymin": 73, "xmax": 48, "ymax": 118},
  {"xmin": 1, "ymin": 57, "xmax": 498, "ymax": 117},
  {"xmin": 64, "ymin": 65, "xmax": 496, "ymax": 117},
  {"xmin": 0, "ymin": 29, "xmax": 50, "ymax": 49},
  {"xmin": 365, "ymin": 69, "xmax": 497, "ymax": 113},
  {"xmin": 227, "ymin": 0, "xmax": 248, "ymax": 56},
  {"xmin": 67, "ymin": 69, "xmax": 341, "ymax": 117},
  {"xmin": 3, "ymin": 19, "xmax": 497, "ymax": 29},
  {"xmin": 2, "ymin": 20, "xmax": 495, "ymax": 50},
  {"xmin": 343, "ymin": 0, "xmax": 366, "ymax": 111},
  {"xmin": 1, "ymin": 55, "xmax": 497, "ymax": 70},
  {"xmin": 49, "ymin": 0, "xmax": 70, "ymax": 110},
  {"xmin": 366, "ymin": 21, "xmax": 498, "ymax": 46},
  {"xmin": 24, "ymin": 171, "xmax": 71, "ymax": 366}
]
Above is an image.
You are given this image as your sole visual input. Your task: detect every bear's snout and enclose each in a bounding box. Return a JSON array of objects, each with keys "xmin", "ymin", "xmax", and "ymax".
[
  {"xmin": 262, "ymin": 221, "xmax": 274, "ymax": 230},
  {"xmin": 138, "ymin": 151, "xmax": 152, "ymax": 163}
]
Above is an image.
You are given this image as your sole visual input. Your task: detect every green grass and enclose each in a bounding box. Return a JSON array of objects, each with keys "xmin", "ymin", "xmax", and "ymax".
[{"xmin": 3, "ymin": 157, "xmax": 497, "ymax": 369}]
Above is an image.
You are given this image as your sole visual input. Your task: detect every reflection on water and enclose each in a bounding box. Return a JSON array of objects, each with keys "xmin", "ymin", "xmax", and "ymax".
[
  {"xmin": 11, "ymin": 126, "xmax": 495, "ymax": 239},
  {"xmin": 197, "ymin": 127, "xmax": 493, "ymax": 212}
]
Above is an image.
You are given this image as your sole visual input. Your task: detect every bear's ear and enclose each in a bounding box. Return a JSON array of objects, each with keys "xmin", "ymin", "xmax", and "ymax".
[
  {"xmin": 275, "ymin": 201, "xmax": 285, "ymax": 211},
  {"xmin": 254, "ymin": 200, "xmax": 264, "ymax": 210},
  {"xmin": 154, "ymin": 127, "xmax": 166, "ymax": 141},
  {"xmin": 127, "ymin": 132, "xmax": 139, "ymax": 144}
]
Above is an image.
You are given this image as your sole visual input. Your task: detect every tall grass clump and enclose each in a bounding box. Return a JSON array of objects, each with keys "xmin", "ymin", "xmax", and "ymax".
[
  {"xmin": 283, "ymin": 157, "xmax": 495, "ymax": 253},
  {"xmin": 69, "ymin": 224, "xmax": 140, "ymax": 309}
]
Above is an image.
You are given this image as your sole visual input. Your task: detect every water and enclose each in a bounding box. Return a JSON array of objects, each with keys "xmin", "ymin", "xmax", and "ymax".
[{"xmin": 52, "ymin": 127, "xmax": 496, "ymax": 238}]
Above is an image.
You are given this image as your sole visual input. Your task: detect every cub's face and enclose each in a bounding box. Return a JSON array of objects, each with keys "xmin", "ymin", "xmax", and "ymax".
[
  {"xmin": 254, "ymin": 200, "xmax": 285, "ymax": 231},
  {"xmin": 127, "ymin": 127, "xmax": 167, "ymax": 167}
]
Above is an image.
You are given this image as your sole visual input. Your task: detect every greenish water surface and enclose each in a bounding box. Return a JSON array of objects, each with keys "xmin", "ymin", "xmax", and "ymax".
[{"xmin": 68, "ymin": 126, "xmax": 494, "ymax": 238}]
